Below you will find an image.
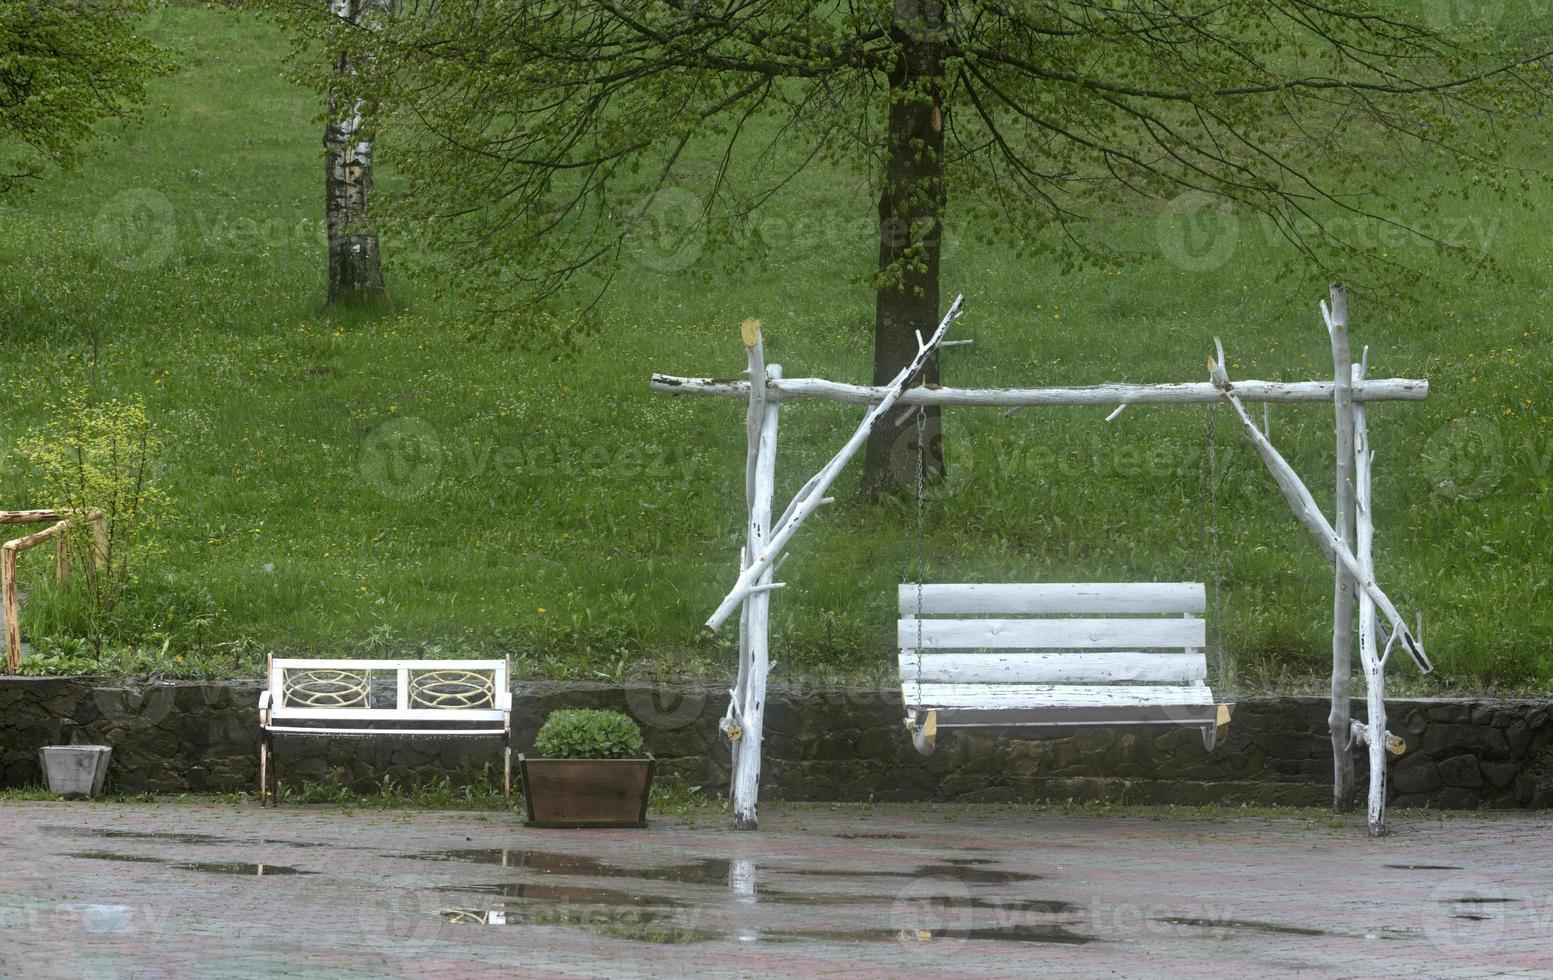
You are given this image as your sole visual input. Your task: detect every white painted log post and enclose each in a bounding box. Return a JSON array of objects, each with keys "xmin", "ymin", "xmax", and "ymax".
[
  {"xmin": 728, "ymin": 319, "xmax": 768, "ymax": 775},
  {"xmin": 1326, "ymin": 284, "xmax": 1357, "ymax": 812},
  {"xmin": 703, "ymin": 295, "xmax": 963, "ymax": 633},
  {"xmin": 1210, "ymin": 343, "xmax": 1431, "ymax": 674},
  {"xmin": 731, "ymin": 363, "xmax": 781, "ymax": 830},
  {"xmin": 1353, "ymin": 358, "xmax": 1391, "ymax": 836}
]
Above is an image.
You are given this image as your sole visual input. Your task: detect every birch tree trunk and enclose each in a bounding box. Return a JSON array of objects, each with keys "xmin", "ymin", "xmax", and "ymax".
[
  {"xmin": 862, "ymin": 0, "xmax": 947, "ymax": 496},
  {"xmin": 1326, "ymin": 284, "xmax": 1356, "ymax": 812},
  {"xmin": 325, "ymin": 0, "xmax": 385, "ymax": 304}
]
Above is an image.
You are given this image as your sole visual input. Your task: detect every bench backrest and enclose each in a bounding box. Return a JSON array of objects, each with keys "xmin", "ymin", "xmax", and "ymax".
[
  {"xmin": 898, "ymin": 583, "xmax": 1207, "ymax": 685},
  {"xmin": 268, "ymin": 658, "xmax": 509, "ymax": 721}
]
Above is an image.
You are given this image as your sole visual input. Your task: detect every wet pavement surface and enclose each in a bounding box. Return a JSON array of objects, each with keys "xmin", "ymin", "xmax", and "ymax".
[{"xmin": 2, "ymin": 801, "xmax": 1550, "ymax": 977}]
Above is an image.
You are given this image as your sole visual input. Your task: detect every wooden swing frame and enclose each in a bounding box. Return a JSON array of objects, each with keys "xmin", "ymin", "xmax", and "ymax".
[{"xmin": 651, "ymin": 285, "xmax": 1430, "ymax": 836}]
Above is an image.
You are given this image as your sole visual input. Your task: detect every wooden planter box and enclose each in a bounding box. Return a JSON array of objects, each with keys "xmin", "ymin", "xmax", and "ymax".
[{"xmin": 519, "ymin": 754, "xmax": 655, "ymax": 828}]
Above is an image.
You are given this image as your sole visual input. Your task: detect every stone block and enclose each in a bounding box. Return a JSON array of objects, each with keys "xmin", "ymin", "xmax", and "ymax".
[{"xmin": 1437, "ymin": 754, "xmax": 1484, "ymax": 789}]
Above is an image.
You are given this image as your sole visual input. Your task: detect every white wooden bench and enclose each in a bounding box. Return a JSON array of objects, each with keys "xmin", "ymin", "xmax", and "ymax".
[
  {"xmin": 257, "ymin": 656, "xmax": 512, "ymax": 805},
  {"xmin": 898, "ymin": 583, "xmax": 1232, "ymax": 756}
]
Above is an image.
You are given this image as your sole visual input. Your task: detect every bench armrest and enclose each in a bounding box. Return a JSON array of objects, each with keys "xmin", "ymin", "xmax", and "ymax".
[
  {"xmin": 495, "ymin": 691, "xmax": 512, "ymax": 711},
  {"xmin": 258, "ymin": 690, "xmax": 273, "ymax": 711}
]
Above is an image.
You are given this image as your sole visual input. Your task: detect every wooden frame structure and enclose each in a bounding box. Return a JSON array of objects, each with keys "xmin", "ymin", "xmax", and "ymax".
[
  {"xmin": 0, "ymin": 509, "xmax": 107, "ymax": 672},
  {"xmin": 653, "ymin": 285, "xmax": 1429, "ymax": 836}
]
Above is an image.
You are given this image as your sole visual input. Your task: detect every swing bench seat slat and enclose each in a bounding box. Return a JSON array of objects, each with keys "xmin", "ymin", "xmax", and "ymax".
[{"xmin": 898, "ymin": 583, "xmax": 1232, "ymax": 755}]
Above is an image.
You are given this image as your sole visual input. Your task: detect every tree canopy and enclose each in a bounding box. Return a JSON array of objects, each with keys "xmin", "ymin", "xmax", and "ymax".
[
  {"xmin": 267, "ymin": 0, "xmax": 1553, "ymax": 486},
  {"xmin": 0, "ymin": 0, "xmax": 170, "ymax": 196}
]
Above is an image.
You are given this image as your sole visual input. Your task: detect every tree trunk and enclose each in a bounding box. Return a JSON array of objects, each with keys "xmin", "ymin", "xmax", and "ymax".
[
  {"xmin": 325, "ymin": 0, "xmax": 385, "ymax": 304},
  {"xmin": 861, "ymin": 1, "xmax": 947, "ymax": 496}
]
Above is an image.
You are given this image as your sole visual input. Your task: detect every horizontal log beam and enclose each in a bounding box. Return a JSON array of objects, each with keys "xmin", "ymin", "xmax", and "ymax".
[{"xmin": 650, "ymin": 376, "xmax": 1428, "ymax": 407}]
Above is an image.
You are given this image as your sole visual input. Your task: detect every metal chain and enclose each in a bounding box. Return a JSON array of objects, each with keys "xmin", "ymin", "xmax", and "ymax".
[
  {"xmin": 1205, "ymin": 402, "xmax": 1228, "ymax": 686},
  {"xmin": 912, "ymin": 406, "xmax": 927, "ymax": 714}
]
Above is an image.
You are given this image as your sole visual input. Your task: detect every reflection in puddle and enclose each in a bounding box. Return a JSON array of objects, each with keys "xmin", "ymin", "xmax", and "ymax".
[
  {"xmin": 440, "ymin": 881, "xmax": 684, "ymax": 908},
  {"xmin": 1447, "ymin": 897, "xmax": 1520, "ymax": 904},
  {"xmin": 816, "ymin": 925, "xmax": 1091, "ymax": 946},
  {"xmin": 421, "ymin": 849, "xmax": 735, "ymax": 885},
  {"xmin": 47, "ymin": 827, "xmax": 230, "ymax": 846},
  {"xmin": 788, "ymin": 863, "xmax": 1040, "ymax": 885},
  {"xmin": 417, "ymin": 849, "xmax": 1037, "ymax": 886},
  {"xmin": 440, "ymin": 907, "xmax": 717, "ymax": 944},
  {"xmin": 1384, "ymin": 864, "xmax": 1464, "ymax": 871},
  {"xmin": 64, "ymin": 851, "xmax": 312, "ymax": 876},
  {"xmin": 1155, "ymin": 916, "xmax": 1329, "ymax": 937}
]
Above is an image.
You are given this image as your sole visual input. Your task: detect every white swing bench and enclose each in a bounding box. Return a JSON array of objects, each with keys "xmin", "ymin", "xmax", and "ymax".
[{"xmin": 899, "ymin": 582, "xmax": 1232, "ymax": 756}]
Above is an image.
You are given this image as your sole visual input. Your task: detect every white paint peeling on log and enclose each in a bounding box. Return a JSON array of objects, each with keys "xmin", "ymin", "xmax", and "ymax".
[
  {"xmin": 1353, "ymin": 360, "xmax": 1390, "ymax": 837},
  {"xmin": 703, "ymin": 296, "xmax": 964, "ymax": 633},
  {"xmin": 649, "ymin": 375, "xmax": 1428, "ymax": 406},
  {"xmin": 1327, "ymin": 284, "xmax": 1357, "ymax": 813},
  {"xmin": 1211, "ymin": 343, "xmax": 1431, "ymax": 674},
  {"xmin": 731, "ymin": 364, "xmax": 781, "ymax": 830}
]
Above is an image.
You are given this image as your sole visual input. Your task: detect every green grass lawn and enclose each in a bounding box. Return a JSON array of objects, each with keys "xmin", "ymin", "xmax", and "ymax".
[{"xmin": 1, "ymin": 4, "xmax": 1549, "ymax": 692}]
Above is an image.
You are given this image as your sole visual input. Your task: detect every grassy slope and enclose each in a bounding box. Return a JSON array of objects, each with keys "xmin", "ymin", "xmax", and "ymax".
[{"xmin": 1, "ymin": 5, "xmax": 1549, "ymax": 691}]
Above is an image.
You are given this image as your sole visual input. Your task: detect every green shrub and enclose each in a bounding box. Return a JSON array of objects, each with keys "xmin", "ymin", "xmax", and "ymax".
[{"xmin": 534, "ymin": 709, "xmax": 643, "ymax": 760}]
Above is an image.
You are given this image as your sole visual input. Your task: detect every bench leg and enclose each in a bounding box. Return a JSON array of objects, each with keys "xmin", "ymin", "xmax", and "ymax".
[
  {"xmin": 260, "ymin": 733, "xmax": 278, "ymax": 806},
  {"xmin": 503, "ymin": 733, "xmax": 512, "ymax": 805},
  {"xmin": 258, "ymin": 735, "xmax": 271, "ymax": 807}
]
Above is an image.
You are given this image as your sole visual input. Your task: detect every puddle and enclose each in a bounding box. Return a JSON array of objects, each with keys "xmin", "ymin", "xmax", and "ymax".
[
  {"xmin": 64, "ymin": 851, "xmax": 313, "ymax": 876},
  {"xmin": 1155, "ymin": 916, "xmax": 1329, "ymax": 937},
  {"xmin": 832, "ymin": 833, "xmax": 910, "ymax": 840},
  {"xmin": 1452, "ymin": 914, "xmax": 1490, "ymax": 921},
  {"xmin": 417, "ymin": 848, "xmax": 1040, "ymax": 889},
  {"xmin": 439, "ymin": 881, "xmax": 685, "ymax": 908},
  {"xmin": 1384, "ymin": 864, "xmax": 1464, "ymax": 871},
  {"xmin": 45, "ymin": 825, "xmax": 371, "ymax": 853},
  {"xmin": 788, "ymin": 863, "xmax": 1040, "ymax": 885},
  {"xmin": 65, "ymin": 850, "xmax": 164, "ymax": 864},
  {"xmin": 437, "ymin": 907, "xmax": 1092, "ymax": 946},
  {"xmin": 1448, "ymin": 897, "xmax": 1520, "ymax": 904},
  {"xmin": 421, "ymin": 849, "xmax": 736, "ymax": 885},
  {"xmin": 756, "ymin": 888, "xmax": 1074, "ymax": 914},
  {"xmin": 440, "ymin": 907, "xmax": 717, "ymax": 944},
  {"xmin": 46, "ymin": 827, "xmax": 231, "ymax": 846}
]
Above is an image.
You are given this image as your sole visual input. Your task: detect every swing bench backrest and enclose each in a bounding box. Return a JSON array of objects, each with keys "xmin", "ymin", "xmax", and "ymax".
[{"xmin": 898, "ymin": 583, "xmax": 1231, "ymax": 741}]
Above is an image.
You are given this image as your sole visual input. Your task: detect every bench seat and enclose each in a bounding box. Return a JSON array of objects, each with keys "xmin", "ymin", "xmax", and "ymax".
[
  {"xmin": 898, "ymin": 583, "xmax": 1232, "ymax": 755},
  {"xmin": 258, "ymin": 656, "xmax": 512, "ymax": 804}
]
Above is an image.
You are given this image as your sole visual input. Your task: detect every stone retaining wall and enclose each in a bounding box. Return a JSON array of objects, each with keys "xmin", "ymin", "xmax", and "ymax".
[{"xmin": 2, "ymin": 678, "xmax": 1550, "ymax": 808}]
